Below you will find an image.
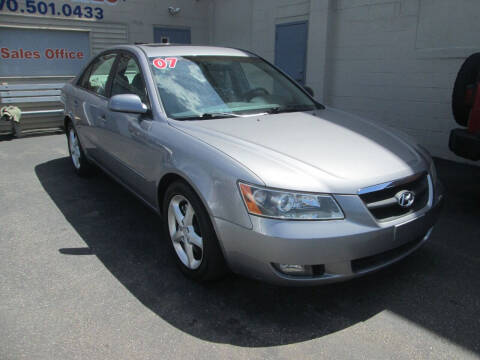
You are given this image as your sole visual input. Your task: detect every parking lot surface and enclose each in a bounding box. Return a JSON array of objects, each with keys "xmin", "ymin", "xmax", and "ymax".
[{"xmin": 1, "ymin": 134, "xmax": 479, "ymax": 360}]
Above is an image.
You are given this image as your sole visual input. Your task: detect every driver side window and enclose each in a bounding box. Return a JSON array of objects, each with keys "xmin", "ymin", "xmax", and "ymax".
[
  {"xmin": 82, "ymin": 53, "xmax": 116, "ymax": 96},
  {"xmin": 240, "ymin": 62, "xmax": 294, "ymax": 104},
  {"xmin": 111, "ymin": 54, "xmax": 148, "ymax": 104},
  {"xmin": 241, "ymin": 62, "xmax": 274, "ymax": 94}
]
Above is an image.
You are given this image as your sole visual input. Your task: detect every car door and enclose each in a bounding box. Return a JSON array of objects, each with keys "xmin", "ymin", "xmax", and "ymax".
[
  {"xmin": 100, "ymin": 51, "xmax": 154, "ymax": 199},
  {"xmin": 73, "ymin": 52, "xmax": 117, "ymax": 164}
]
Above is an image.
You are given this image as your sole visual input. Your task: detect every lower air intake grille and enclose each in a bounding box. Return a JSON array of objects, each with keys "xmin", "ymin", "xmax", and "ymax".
[{"xmin": 351, "ymin": 236, "xmax": 423, "ymax": 273}]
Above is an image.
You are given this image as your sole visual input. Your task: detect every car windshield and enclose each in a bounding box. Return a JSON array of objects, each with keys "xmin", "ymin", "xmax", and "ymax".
[{"xmin": 149, "ymin": 55, "xmax": 318, "ymax": 120}]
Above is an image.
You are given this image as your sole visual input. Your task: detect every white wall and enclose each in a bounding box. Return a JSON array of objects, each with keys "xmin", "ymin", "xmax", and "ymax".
[
  {"xmin": 0, "ymin": 0, "xmax": 211, "ymax": 134},
  {"xmin": 210, "ymin": 0, "xmax": 311, "ymax": 62},
  {"xmin": 324, "ymin": 0, "xmax": 478, "ymax": 162},
  {"xmin": 3, "ymin": 0, "xmax": 479, "ymax": 162},
  {"xmin": 112, "ymin": 0, "xmax": 210, "ymax": 44},
  {"xmin": 0, "ymin": 0, "xmax": 211, "ymax": 48},
  {"xmin": 209, "ymin": 0, "xmax": 253, "ymax": 50},
  {"xmin": 209, "ymin": 0, "xmax": 480, "ymax": 163}
]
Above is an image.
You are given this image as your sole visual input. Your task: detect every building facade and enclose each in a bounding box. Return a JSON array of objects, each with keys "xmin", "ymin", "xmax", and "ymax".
[{"xmin": 1, "ymin": 0, "xmax": 478, "ymax": 162}]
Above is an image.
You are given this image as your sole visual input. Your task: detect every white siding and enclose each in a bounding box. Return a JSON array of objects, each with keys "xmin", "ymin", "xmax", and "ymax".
[
  {"xmin": 0, "ymin": 0, "xmax": 211, "ymax": 134},
  {"xmin": 323, "ymin": 0, "xmax": 478, "ymax": 162},
  {"xmin": 0, "ymin": 13, "xmax": 128, "ymax": 65},
  {"xmin": 210, "ymin": 0, "xmax": 311, "ymax": 63},
  {"xmin": 2, "ymin": 0, "xmax": 480, "ymax": 163},
  {"xmin": 0, "ymin": 14, "xmax": 128, "ymax": 133}
]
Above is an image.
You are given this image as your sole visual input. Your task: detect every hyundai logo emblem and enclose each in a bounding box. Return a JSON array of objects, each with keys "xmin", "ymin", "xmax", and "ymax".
[{"xmin": 396, "ymin": 190, "xmax": 415, "ymax": 208}]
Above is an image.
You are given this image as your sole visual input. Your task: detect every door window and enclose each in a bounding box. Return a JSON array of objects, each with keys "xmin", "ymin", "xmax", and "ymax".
[
  {"xmin": 82, "ymin": 53, "xmax": 117, "ymax": 96},
  {"xmin": 111, "ymin": 54, "xmax": 148, "ymax": 104}
]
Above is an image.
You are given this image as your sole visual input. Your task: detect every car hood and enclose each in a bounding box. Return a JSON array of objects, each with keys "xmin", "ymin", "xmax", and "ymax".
[{"xmin": 169, "ymin": 107, "xmax": 427, "ymax": 194}]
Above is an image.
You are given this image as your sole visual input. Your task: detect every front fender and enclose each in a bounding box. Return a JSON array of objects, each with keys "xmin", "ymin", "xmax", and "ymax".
[{"xmin": 152, "ymin": 122, "xmax": 263, "ymax": 230}]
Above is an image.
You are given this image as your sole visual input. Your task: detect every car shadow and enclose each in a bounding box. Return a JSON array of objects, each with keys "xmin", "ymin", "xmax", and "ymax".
[{"xmin": 35, "ymin": 157, "xmax": 480, "ymax": 351}]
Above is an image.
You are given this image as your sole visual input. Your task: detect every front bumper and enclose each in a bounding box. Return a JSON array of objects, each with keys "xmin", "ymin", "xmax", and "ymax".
[
  {"xmin": 214, "ymin": 183, "xmax": 444, "ymax": 286},
  {"xmin": 449, "ymin": 128, "xmax": 480, "ymax": 161}
]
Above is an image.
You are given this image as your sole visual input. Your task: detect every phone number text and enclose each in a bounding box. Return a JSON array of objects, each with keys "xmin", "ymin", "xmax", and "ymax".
[{"xmin": 0, "ymin": 0, "xmax": 104, "ymax": 19}]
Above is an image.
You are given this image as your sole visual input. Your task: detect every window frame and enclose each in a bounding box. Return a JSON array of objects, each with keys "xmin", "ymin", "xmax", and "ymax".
[
  {"xmin": 110, "ymin": 50, "xmax": 151, "ymax": 108},
  {"xmin": 77, "ymin": 62, "xmax": 94, "ymax": 89},
  {"xmin": 75, "ymin": 50, "xmax": 118, "ymax": 100}
]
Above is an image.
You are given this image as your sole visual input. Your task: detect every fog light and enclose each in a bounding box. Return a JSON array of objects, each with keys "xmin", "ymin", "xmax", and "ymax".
[{"xmin": 274, "ymin": 263, "xmax": 313, "ymax": 276}]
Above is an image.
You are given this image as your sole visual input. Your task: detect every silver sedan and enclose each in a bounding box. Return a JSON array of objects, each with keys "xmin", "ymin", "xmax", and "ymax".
[{"xmin": 62, "ymin": 44, "xmax": 444, "ymax": 285}]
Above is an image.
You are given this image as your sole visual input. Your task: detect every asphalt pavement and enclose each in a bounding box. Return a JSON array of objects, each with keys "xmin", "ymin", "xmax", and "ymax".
[{"xmin": 1, "ymin": 134, "xmax": 479, "ymax": 359}]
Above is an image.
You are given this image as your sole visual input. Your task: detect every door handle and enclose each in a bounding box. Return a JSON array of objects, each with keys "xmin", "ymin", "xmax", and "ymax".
[{"xmin": 98, "ymin": 114, "xmax": 106, "ymax": 121}]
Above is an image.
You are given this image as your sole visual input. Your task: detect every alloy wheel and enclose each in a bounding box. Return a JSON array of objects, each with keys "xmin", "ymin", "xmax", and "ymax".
[
  {"xmin": 167, "ymin": 195, "xmax": 204, "ymax": 269},
  {"xmin": 69, "ymin": 128, "xmax": 81, "ymax": 169}
]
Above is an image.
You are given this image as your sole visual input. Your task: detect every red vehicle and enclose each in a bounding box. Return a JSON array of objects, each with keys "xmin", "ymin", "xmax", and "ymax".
[{"xmin": 450, "ymin": 53, "xmax": 480, "ymax": 160}]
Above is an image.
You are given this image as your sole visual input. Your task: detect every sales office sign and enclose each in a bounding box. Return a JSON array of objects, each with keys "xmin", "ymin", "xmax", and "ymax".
[{"xmin": 0, "ymin": 27, "xmax": 90, "ymax": 77}]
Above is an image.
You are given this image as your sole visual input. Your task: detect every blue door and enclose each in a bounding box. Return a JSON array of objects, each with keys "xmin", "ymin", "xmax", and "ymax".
[
  {"xmin": 153, "ymin": 27, "xmax": 191, "ymax": 44},
  {"xmin": 275, "ymin": 21, "xmax": 308, "ymax": 85}
]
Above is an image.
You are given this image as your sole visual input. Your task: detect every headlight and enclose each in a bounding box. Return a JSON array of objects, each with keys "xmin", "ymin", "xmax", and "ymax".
[{"xmin": 239, "ymin": 182, "xmax": 344, "ymax": 220}]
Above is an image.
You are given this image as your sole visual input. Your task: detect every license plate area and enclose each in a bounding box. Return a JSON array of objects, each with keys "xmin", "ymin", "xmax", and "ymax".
[{"xmin": 394, "ymin": 213, "xmax": 433, "ymax": 243}]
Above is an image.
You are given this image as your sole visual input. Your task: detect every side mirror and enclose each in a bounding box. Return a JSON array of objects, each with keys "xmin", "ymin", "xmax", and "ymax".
[
  {"xmin": 303, "ymin": 85, "xmax": 314, "ymax": 97},
  {"xmin": 108, "ymin": 94, "xmax": 148, "ymax": 114}
]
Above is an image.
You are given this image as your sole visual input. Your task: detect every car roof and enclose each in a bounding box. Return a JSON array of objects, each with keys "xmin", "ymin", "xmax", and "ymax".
[{"xmin": 115, "ymin": 44, "xmax": 255, "ymax": 58}]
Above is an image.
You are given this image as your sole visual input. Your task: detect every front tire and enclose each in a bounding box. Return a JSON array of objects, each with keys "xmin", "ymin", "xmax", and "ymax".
[
  {"xmin": 66, "ymin": 122, "xmax": 93, "ymax": 177},
  {"xmin": 163, "ymin": 181, "xmax": 228, "ymax": 281}
]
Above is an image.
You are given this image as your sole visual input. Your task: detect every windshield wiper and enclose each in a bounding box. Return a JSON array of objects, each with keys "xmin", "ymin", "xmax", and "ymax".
[
  {"xmin": 267, "ymin": 104, "xmax": 317, "ymax": 114},
  {"xmin": 174, "ymin": 111, "xmax": 267, "ymax": 120},
  {"xmin": 173, "ymin": 112, "xmax": 237, "ymax": 120},
  {"xmin": 201, "ymin": 112, "xmax": 244, "ymax": 119}
]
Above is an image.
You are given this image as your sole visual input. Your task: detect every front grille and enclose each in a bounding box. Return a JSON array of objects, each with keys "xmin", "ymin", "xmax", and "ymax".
[
  {"xmin": 359, "ymin": 173, "xmax": 429, "ymax": 221},
  {"xmin": 351, "ymin": 236, "xmax": 423, "ymax": 273}
]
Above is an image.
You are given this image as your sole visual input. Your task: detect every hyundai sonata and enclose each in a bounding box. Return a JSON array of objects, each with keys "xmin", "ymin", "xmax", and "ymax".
[{"xmin": 62, "ymin": 44, "xmax": 443, "ymax": 285}]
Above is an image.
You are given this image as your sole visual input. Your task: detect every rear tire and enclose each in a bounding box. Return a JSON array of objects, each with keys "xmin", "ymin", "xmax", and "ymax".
[
  {"xmin": 66, "ymin": 122, "xmax": 94, "ymax": 177},
  {"xmin": 162, "ymin": 181, "xmax": 228, "ymax": 281}
]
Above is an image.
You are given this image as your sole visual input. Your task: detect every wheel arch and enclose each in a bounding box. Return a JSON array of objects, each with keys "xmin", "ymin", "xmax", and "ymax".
[
  {"xmin": 157, "ymin": 171, "xmax": 212, "ymax": 220},
  {"xmin": 156, "ymin": 170, "xmax": 233, "ymax": 266},
  {"xmin": 157, "ymin": 172, "xmax": 188, "ymax": 215}
]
